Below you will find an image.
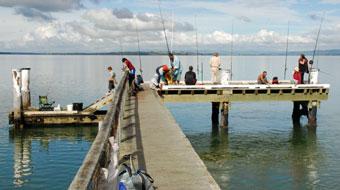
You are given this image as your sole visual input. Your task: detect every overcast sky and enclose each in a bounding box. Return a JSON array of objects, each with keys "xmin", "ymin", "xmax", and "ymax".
[{"xmin": 0, "ymin": 0, "xmax": 340, "ymax": 53}]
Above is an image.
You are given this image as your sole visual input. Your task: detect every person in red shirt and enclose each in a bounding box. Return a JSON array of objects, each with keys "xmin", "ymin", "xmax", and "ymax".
[
  {"xmin": 293, "ymin": 67, "xmax": 302, "ymax": 84},
  {"xmin": 122, "ymin": 58, "xmax": 136, "ymax": 86}
]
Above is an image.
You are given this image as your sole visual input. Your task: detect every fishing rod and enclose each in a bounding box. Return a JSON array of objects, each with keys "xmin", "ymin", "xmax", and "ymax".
[
  {"xmin": 311, "ymin": 13, "xmax": 325, "ymax": 69},
  {"xmin": 283, "ymin": 21, "xmax": 290, "ymax": 80},
  {"xmin": 158, "ymin": 0, "xmax": 171, "ymax": 54},
  {"xmin": 230, "ymin": 21, "xmax": 234, "ymax": 80},
  {"xmin": 170, "ymin": 10, "xmax": 174, "ymax": 53},
  {"xmin": 194, "ymin": 16, "xmax": 199, "ymax": 80},
  {"xmin": 135, "ymin": 18, "xmax": 143, "ymax": 74},
  {"xmin": 308, "ymin": 13, "xmax": 325, "ymax": 83}
]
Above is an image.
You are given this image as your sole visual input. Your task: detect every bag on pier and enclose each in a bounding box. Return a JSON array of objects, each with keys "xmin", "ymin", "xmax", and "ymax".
[{"xmin": 118, "ymin": 164, "xmax": 154, "ymax": 190}]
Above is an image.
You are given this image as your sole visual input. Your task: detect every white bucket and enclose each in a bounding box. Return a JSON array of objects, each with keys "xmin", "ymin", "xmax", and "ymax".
[
  {"xmin": 309, "ymin": 68, "xmax": 319, "ymax": 84},
  {"xmin": 220, "ymin": 69, "xmax": 232, "ymax": 85},
  {"xmin": 67, "ymin": 104, "xmax": 73, "ymax": 111},
  {"xmin": 54, "ymin": 104, "xmax": 61, "ymax": 111}
]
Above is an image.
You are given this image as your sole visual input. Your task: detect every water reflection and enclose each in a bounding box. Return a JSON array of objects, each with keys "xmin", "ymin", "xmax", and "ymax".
[
  {"xmin": 290, "ymin": 124, "xmax": 320, "ymax": 190},
  {"xmin": 9, "ymin": 127, "xmax": 97, "ymax": 187},
  {"xmin": 189, "ymin": 123, "xmax": 322, "ymax": 190}
]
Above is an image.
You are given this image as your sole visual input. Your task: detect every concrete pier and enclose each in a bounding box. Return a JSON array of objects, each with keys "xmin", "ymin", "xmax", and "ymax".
[{"xmin": 136, "ymin": 87, "xmax": 220, "ymax": 189}]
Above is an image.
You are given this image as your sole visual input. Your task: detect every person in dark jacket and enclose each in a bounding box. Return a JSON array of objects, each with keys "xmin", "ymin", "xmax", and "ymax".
[
  {"xmin": 298, "ymin": 54, "xmax": 308, "ymax": 84},
  {"xmin": 184, "ymin": 66, "xmax": 197, "ymax": 85}
]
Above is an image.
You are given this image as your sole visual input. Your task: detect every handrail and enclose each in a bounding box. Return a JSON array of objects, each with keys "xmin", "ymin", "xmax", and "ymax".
[{"xmin": 69, "ymin": 71, "xmax": 129, "ymax": 190}]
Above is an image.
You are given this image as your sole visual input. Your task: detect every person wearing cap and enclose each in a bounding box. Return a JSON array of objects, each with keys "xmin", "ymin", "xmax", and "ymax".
[
  {"xmin": 150, "ymin": 64, "xmax": 170, "ymax": 89},
  {"xmin": 257, "ymin": 71, "xmax": 269, "ymax": 84},
  {"xmin": 168, "ymin": 53, "xmax": 182, "ymax": 84},
  {"xmin": 209, "ymin": 52, "xmax": 221, "ymax": 84},
  {"xmin": 293, "ymin": 67, "xmax": 302, "ymax": 84},
  {"xmin": 184, "ymin": 66, "xmax": 197, "ymax": 85}
]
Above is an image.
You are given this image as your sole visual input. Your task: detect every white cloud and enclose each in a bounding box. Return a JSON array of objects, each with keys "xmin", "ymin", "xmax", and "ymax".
[{"xmin": 82, "ymin": 8, "xmax": 194, "ymax": 32}]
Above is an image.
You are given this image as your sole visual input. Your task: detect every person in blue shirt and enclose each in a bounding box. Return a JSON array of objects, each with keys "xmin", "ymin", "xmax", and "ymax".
[{"xmin": 168, "ymin": 53, "xmax": 182, "ymax": 84}]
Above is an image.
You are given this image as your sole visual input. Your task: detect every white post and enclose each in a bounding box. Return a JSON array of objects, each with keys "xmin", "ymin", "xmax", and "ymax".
[
  {"xmin": 20, "ymin": 68, "xmax": 31, "ymax": 109},
  {"xmin": 12, "ymin": 69, "xmax": 22, "ymax": 126}
]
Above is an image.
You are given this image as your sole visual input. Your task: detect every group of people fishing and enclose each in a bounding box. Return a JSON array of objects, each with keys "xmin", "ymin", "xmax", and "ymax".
[
  {"xmin": 107, "ymin": 53, "xmax": 314, "ymax": 94},
  {"xmin": 257, "ymin": 54, "xmax": 313, "ymax": 85}
]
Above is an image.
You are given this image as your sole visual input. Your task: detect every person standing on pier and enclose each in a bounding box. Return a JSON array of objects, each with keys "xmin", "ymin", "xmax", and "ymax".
[
  {"xmin": 298, "ymin": 54, "xmax": 308, "ymax": 84},
  {"xmin": 107, "ymin": 66, "xmax": 117, "ymax": 92},
  {"xmin": 168, "ymin": 53, "xmax": 182, "ymax": 84},
  {"xmin": 257, "ymin": 71, "xmax": 269, "ymax": 84},
  {"xmin": 184, "ymin": 66, "xmax": 197, "ymax": 85},
  {"xmin": 122, "ymin": 58, "xmax": 137, "ymax": 95},
  {"xmin": 209, "ymin": 52, "xmax": 221, "ymax": 84},
  {"xmin": 122, "ymin": 58, "xmax": 136, "ymax": 86}
]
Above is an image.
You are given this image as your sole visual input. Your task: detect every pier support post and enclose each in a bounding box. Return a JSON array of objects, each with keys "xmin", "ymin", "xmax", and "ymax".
[
  {"xmin": 211, "ymin": 102, "xmax": 220, "ymax": 126},
  {"xmin": 292, "ymin": 101, "xmax": 300, "ymax": 124},
  {"xmin": 12, "ymin": 69, "xmax": 23, "ymax": 128},
  {"xmin": 308, "ymin": 101, "xmax": 318, "ymax": 126},
  {"xmin": 220, "ymin": 102, "xmax": 229, "ymax": 128},
  {"xmin": 20, "ymin": 68, "xmax": 31, "ymax": 109}
]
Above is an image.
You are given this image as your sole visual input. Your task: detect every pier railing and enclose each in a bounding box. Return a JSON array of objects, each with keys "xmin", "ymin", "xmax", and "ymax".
[{"xmin": 69, "ymin": 71, "xmax": 129, "ymax": 190}]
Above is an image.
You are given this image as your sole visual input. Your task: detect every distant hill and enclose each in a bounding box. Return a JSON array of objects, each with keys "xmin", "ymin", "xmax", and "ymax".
[{"xmin": 1, "ymin": 49, "xmax": 340, "ymax": 56}]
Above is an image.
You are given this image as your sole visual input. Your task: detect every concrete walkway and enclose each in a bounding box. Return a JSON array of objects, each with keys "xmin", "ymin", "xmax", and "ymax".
[{"xmin": 136, "ymin": 87, "xmax": 220, "ymax": 190}]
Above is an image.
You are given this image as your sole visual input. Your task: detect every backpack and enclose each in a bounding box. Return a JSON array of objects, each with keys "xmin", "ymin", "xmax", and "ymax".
[{"xmin": 118, "ymin": 164, "xmax": 154, "ymax": 190}]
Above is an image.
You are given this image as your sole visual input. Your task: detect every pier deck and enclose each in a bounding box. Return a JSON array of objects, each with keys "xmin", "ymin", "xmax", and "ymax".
[
  {"xmin": 135, "ymin": 87, "xmax": 220, "ymax": 189},
  {"xmin": 160, "ymin": 83, "xmax": 329, "ymax": 102}
]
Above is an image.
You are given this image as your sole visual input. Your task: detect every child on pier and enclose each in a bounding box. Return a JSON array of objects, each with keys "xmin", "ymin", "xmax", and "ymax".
[{"xmin": 107, "ymin": 66, "xmax": 117, "ymax": 92}]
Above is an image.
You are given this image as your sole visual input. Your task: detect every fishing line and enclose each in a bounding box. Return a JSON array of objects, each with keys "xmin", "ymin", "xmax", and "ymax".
[
  {"xmin": 230, "ymin": 20, "xmax": 234, "ymax": 80},
  {"xmin": 284, "ymin": 21, "xmax": 290, "ymax": 80},
  {"xmin": 134, "ymin": 18, "xmax": 143, "ymax": 75},
  {"xmin": 194, "ymin": 16, "xmax": 199, "ymax": 81}
]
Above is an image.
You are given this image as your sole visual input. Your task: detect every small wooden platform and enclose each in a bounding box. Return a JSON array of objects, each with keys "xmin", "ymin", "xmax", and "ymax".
[{"xmin": 9, "ymin": 92, "xmax": 114, "ymax": 127}]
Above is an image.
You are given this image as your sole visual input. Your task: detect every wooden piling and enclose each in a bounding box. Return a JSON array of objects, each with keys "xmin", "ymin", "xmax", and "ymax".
[
  {"xmin": 12, "ymin": 69, "xmax": 23, "ymax": 127},
  {"xmin": 308, "ymin": 101, "xmax": 318, "ymax": 126},
  {"xmin": 292, "ymin": 101, "xmax": 301, "ymax": 124},
  {"xmin": 20, "ymin": 68, "xmax": 31, "ymax": 109},
  {"xmin": 220, "ymin": 102, "xmax": 229, "ymax": 128},
  {"xmin": 211, "ymin": 102, "xmax": 220, "ymax": 126}
]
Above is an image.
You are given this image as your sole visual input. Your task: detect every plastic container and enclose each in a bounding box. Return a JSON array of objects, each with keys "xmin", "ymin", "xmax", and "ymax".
[
  {"xmin": 54, "ymin": 104, "xmax": 61, "ymax": 111},
  {"xmin": 67, "ymin": 104, "xmax": 73, "ymax": 111},
  {"xmin": 220, "ymin": 69, "xmax": 232, "ymax": 85},
  {"xmin": 309, "ymin": 68, "xmax": 319, "ymax": 84}
]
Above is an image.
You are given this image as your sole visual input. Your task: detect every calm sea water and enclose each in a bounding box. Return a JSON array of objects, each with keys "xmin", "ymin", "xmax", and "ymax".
[{"xmin": 0, "ymin": 55, "xmax": 339, "ymax": 189}]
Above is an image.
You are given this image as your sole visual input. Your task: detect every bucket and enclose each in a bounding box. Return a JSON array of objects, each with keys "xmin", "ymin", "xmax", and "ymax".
[
  {"xmin": 67, "ymin": 104, "xmax": 73, "ymax": 111},
  {"xmin": 220, "ymin": 69, "xmax": 232, "ymax": 85},
  {"xmin": 309, "ymin": 68, "xmax": 319, "ymax": 84}
]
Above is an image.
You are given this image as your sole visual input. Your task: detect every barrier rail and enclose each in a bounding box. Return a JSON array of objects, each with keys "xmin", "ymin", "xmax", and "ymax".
[{"xmin": 69, "ymin": 71, "xmax": 129, "ymax": 190}]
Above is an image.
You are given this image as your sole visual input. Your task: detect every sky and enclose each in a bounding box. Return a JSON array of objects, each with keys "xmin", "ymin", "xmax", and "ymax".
[{"xmin": 0, "ymin": 0, "xmax": 340, "ymax": 53}]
